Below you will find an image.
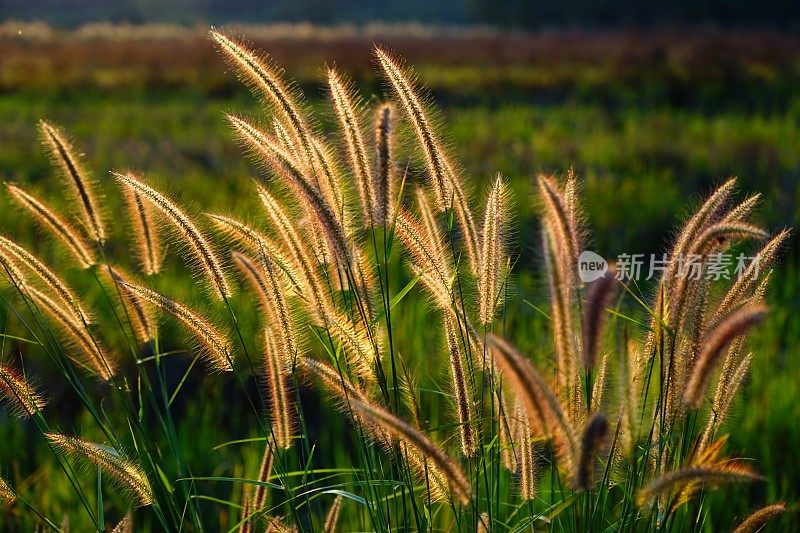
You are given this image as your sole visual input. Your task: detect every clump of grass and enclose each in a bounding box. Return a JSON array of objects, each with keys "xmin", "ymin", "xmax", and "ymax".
[{"xmin": 0, "ymin": 29, "xmax": 791, "ymax": 532}]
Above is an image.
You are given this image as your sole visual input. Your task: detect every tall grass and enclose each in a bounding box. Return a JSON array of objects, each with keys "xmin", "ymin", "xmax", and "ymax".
[{"xmin": 0, "ymin": 29, "xmax": 792, "ymax": 531}]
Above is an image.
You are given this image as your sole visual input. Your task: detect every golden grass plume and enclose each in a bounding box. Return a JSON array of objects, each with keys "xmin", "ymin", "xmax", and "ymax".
[
  {"xmin": 0, "ymin": 363, "xmax": 47, "ymax": 417},
  {"xmin": 115, "ymin": 172, "xmax": 231, "ymax": 299},
  {"xmin": 6, "ymin": 183, "xmax": 95, "ymax": 269},
  {"xmin": 27, "ymin": 287, "xmax": 115, "ymax": 380},
  {"xmin": 38, "ymin": 120, "xmax": 105, "ymax": 243},
  {"xmin": 46, "ymin": 432, "xmax": 153, "ymax": 506},
  {"xmin": 732, "ymin": 502, "xmax": 787, "ymax": 533},
  {"xmin": 120, "ymin": 281, "xmax": 233, "ymax": 372},
  {"xmin": 122, "ymin": 187, "xmax": 162, "ymax": 276}
]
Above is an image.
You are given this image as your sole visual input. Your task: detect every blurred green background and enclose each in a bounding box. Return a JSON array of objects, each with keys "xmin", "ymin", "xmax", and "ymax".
[{"xmin": 0, "ymin": 20, "xmax": 798, "ymax": 530}]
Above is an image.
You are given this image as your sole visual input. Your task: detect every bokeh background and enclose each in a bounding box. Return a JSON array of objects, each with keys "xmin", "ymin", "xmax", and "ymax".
[{"xmin": 0, "ymin": 0, "xmax": 799, "ymax": 529}]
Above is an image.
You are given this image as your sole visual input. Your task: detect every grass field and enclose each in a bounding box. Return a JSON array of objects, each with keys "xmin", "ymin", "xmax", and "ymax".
[{"xmin": 0, "ymin": 24, "xmax": 798, "ymax": 531}]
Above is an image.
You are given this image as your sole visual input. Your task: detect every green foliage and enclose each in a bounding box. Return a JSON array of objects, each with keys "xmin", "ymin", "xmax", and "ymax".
[{"xmin": 0, "ymin": 35, "xmax": 797, "ymax": 531}]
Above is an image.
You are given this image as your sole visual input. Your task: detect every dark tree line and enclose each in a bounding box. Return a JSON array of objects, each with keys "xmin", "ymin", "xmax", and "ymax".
[{"xmin": 2, "ymin": 0, "xmax": 797, "ymax": 28}]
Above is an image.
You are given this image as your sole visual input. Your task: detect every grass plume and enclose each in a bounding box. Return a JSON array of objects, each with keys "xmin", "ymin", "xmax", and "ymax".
[
  {"xmin": 0, "ymin": 363, "xmax": 47, "ymax": 417},
  {"xmin": 46, "ymin": 432, "xmax": 153, "ymax": 507},
  {"xmin": 120, "ymin": 281, "xmax": 233, "ymax": 372},
  {"xmin": 732, "ymin": 502, "xmax": 787, "ymax": 533},
  {"xmin": 123, "ymin": 187, "xmax": 162, "ymax": 276},
  {"xmin": 27, "ymin": 287, "xmax": 115, "ymax": 380},
  {"xmin": 478, "ymin": 175, "xmax": 507, "ymax": 325},
  {"xmin": 6, "ymin": 183, "xmax": 95, "ymax": 269},
  {"xmin": 0, "ymin": 235, "xmax": 90, "ymax": 322},
  {"xmin": 115, "ymin": 172, "xmax": 231, "ymax": 299},
  {"xmin": 350, "ymin": 398, "xmax": 472, "ymax": 504},
  {"xmin": 323, "ymin": 495, "xmax": 343, "ymax": 532},
  {"xmin": 373, "ymin": 103, "xmax": 395, "ymax": 227},
  {"xmin": 39, "ymin": 120, "xmax": 105, "ymax": 243},
  {"xmin": 328, "ymin": 68, "xmax": 375, "ymax": 228},
  {"xmin": 444, "ymin": 316, "xmax": 475, "ymax": 456},
  {"xmin": 263, "ymin": 325, "xmax": 294, "ymax": 449},
  {"xmin": 683, "ymin": 305, "xmax": 767, "ymax": 407}
]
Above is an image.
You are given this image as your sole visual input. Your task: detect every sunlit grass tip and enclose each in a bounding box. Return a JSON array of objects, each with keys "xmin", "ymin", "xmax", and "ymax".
[{"xmin": 38, "ymin": 120, "xmax": 106, "ymax": 243}]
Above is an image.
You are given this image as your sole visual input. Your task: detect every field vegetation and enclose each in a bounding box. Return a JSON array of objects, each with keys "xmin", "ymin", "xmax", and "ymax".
[{"xmin": 0, "ymin": 24, "xmax": 798, "ymax": 531}]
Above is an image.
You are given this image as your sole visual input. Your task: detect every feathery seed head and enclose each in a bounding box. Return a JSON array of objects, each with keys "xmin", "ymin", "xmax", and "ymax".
[
  {"xmin": 487, "ymin": 334, "xmax": 579, "ymax": 472},
  {"xmin": 575, "ymin": 413, "xmax": 609, "ymax": 490},
  {"xmin": 478, "ymin": 175, "xmax": 509, "ymax": 325},
  {"xmin": 732, "ymin": 502, "xmax": 787, "ymax": 533},
  {"xmin": 444, "ymin": 317, "xmax": 475, "ymax": 456},
  {"xmin": 328, "ymin": 68, "xmax": 375, "ymax": 228},
  {"xmin": 27, "ymin": 287, "xmax": 115, "ymax": 380},
  {"xmin": 39, "ymin": 120, "xmax": 105, "ymax": 243},
  {"xmin": 0, "ymin": 235, "xmax": 90, "ymax": 322},
  {"xmin": 6, "ymin": 183, "xmax": 95, "ymax": 268},
  {"xmin": 323, "ymin": 495, "xmax": 344, "ymax": 533},
  {"xmin": 263, "ymin": 325, "xmax": 294, "ymax": 449},
  {"xmin": 105, "ymin": 266, "xmax": 156, "ymax": 344},
  {"xmin": 637, "ymin": 461, "xmax": 761, "ymax": 507},
  {"xmin": 374, "ymin": 103, "xmax": 396, "ymax": 227},
  {"xmin": 582, "ymin": 265, "xmax": 618, "ymax": 369},
  {"xmin": 114, "ymin": 172, "xmax": 231, "ymax": 299},
  {"xmin": 121, "ymin": 281, "xmax": 233, "ymax": 372},
  {"xmin": 666, "ymin": 177, "xmax": 738, "ymax": 284},
  {"xmin": 228, "ymin": 116, "xmax": 352, "ymax": 267},
  {"xmin": 252, "ymin": 442, "xmax": 274, "ymax": 510},
  {"xmin": 122, "ymin": 187, "xmax": 162, "ymax": 275},
  {"xmin": 0, "ymin": 475, "xmax": 15, "ymax": 508},
  {"xmin": 0, "ymin": 363, "xmax": 47, "ymax": 417},
  {"xmin": 374, "ymin": 46, "xmax": 452, "ymax": 211},
  {"xmin": 46, "ymin": 433, "xmax": 153, "ymax": 506},
  {"xmin": 351, "ymin": 398, "xmax": 472, "ymax": 504},
  {"xmin": 210, "ymin": 31, "xmax": 312, "ymax": 156},
  {"xmin": 683, "ymin": 305, "xmax": 767, "ymax": 407}
]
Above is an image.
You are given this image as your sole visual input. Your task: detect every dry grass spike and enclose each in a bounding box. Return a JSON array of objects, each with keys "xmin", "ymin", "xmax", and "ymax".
[
  {"xmin": 114, "ymin": 172, "xmax": 231, "ymax": 299},
  {"xmin": 6, "ymin": 183, "xmax": 95, "ymax": 269},
  {"xmin": 46, "ymin": 432, "xmax": 153, "ymax": 506},
  {"xmin": 123, "ymin": 187, "xmax": 162, "ymax": 275},
  {"xmin": 120, "ymin": 281, "xmax": 233, "ymax": 372},
  {"xmin": 39, "ymin": 120, "xmax": 105, "ymax": 243},
  {"xmin": 0, "ymin": 363, "xmax": 47, "ymax": 417}
]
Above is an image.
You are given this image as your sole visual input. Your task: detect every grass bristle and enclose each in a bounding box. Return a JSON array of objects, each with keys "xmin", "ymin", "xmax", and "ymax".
[
  {"xmin": 120, "ymin": 280, "xmax": 233, "ymax": 372},
  {"xmin": 46, "ymin": 432, "xmax": 154, "ymax": 507},
  {"xmin": 115, "ymin": 172, "xmax": 231, "ymax": 299},
  {"xmin": 38, "ymin": 120, "xmax": 106, "ymax": 243},
  {"xmin": 6, "ymin": 183, "xmax": 95, "ymax": 269},
  {"xmin": 27, "ymin": 287, "xmax": 116, "ymax": 380},
  {"xmin": 0, "ymin": 363, "xmax": 47, "ymax": 417}
]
